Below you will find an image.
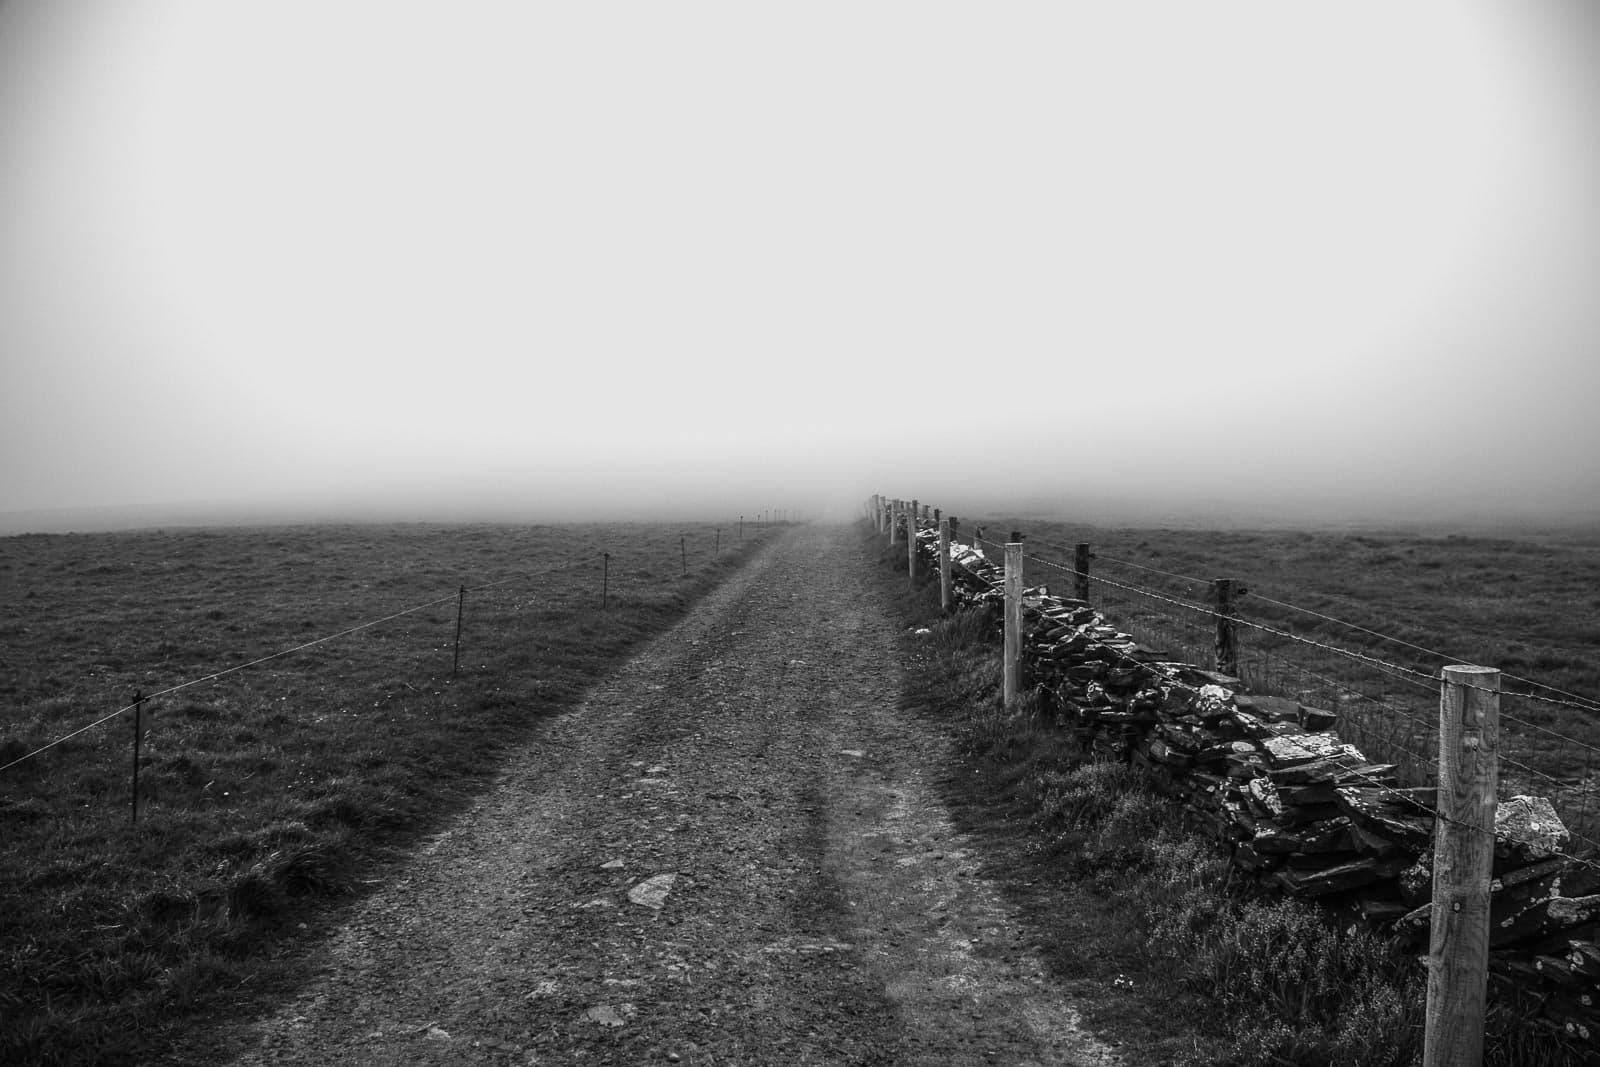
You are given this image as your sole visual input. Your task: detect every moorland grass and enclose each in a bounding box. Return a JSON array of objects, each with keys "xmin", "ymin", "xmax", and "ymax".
[
  {"xmin": 0, "ymin": 520, "xmax": 774, "ymax": 1065},
  {"xmin": 869, "ymin": 527, "xmax": 1596, "ymax": 1066}
]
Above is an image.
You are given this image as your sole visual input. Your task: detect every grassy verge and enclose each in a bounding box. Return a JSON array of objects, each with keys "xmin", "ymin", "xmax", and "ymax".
[
  {"xmin": 0, "ymin": 521, "xmax": 776, "ymax": 1066},
  {"xmin": 863, "ymin": 526, "xmax": 1595, "ymax": 1066}
]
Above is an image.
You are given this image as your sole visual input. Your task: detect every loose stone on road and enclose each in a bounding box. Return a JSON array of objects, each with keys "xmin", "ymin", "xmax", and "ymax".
[{"xmin": 191, "ymin": 524, "xmax": 1122, "ymax": 1066}]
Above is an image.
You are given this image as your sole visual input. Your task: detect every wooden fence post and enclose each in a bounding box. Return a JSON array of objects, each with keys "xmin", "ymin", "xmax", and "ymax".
[
  {"xmin": 939, "ymin": 518, "xmax": 952, "ymax": 614},
  {"xmin": 1423, "ymin": 665, "xmax": 1500, "ymax": 1067},
  {"xmin": 1213, "ymin": 578, "xmax": 1239, "ymax": 676},
  {"xmin": 889, "ymin": 502, "xmax": 901, "ymax": 546},
  {"xmin": 907, "ymin": 505, "xmax": 918, "ymax": 583},
  {"xmin": 1074, "ymin": 543, "xmax": 1092, "ymax": 602},
  {"xmin": 1004, "ymin": 540, "xmax": 1023, "ymax": 707}
]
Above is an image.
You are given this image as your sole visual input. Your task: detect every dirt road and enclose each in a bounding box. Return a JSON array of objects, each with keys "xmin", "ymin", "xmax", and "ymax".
[{"xmin": 179, "ymin": 524, "xmax": 1123, "ymax": 1066}]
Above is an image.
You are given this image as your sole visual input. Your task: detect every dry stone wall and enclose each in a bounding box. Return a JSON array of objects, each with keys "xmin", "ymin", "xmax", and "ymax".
[{"xmin": 911, "ymin": 521, "xmax": 1600, "ymax": 1043}]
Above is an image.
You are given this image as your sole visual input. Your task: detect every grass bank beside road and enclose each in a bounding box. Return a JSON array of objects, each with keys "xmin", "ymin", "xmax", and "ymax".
[
  {"xmin": 864, "ymin": 524, "xmax": 1596, "ymax": 1066},
  {"xmin": 0, "ymin": 520, "xmax": 773, "ymax": 1066}
]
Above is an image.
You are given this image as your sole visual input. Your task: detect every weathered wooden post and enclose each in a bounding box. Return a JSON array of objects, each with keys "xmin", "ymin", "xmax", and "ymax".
[
  {"xmin": 1212, "ymin": 578, "xmax": 1239, "ymax": 676},
  {"xmin": 907, "ymin": 504, "xmax": 918, "ymax": 583},
  {"xmin": 889, "ymin": 501, "xmax": 901, "ymax": 546},
  {"xmin": 1074, "ymin": 543, "xmax": 1092, "ymax": 602},
  {"xmin": 1004, "ymin": 540, "xmax": 1023, "ymax": 707},
  {"xmin": 939, "ymin": 518, "xmax": 952, "ymax": 613},
  {"xmin": 1423, "ymin": 665, "xmax": 1500, "ymax": 1067}
]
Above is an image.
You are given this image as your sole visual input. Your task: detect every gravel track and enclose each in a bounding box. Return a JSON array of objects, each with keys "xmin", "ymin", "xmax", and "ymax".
[{"xmin": 176, "ymin": 524, "xmax": 1122, "ymax": 1066}]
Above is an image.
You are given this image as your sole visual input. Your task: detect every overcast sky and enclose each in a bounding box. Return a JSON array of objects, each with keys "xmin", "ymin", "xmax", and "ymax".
[{"xmin": 1, "ymin": 1, "xmax": 1596, "ymax": 529}]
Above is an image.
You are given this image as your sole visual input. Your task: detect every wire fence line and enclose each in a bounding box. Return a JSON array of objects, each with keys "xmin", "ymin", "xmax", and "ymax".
[
  {"xmin": 885, "ymin": 503, "xmax": 1600, "ymax": 855},
  {"xmin": 0, "ymin": 523, "xmax": 767, "ymax": 781}
]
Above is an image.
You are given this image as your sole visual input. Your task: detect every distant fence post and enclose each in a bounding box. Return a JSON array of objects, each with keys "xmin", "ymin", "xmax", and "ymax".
[
  {"xmin": 1004, "ymin": 540, "xmax": 1023, "ymax": 707},
  {"xmin": 452, "ymin": 584, "xmax": 466, "ymax": 675},
  {"xmin": 1212, "ymin": 578, "xmax": 1239, "ymax": 676},
  {"xmin": 939, "ymin": 518, "xmax": 952, "ymax": 613},
  {"xmin": 1074, "ymin": 543, "xmax": 1092, "ymax": 602},
  {"xmin": 130, "ymin": 690, "xmax": 143, "ymax": 826},
  {"xmin": 1423, "ymin": 665, "xmax": 1500, "ymax": 1067}
]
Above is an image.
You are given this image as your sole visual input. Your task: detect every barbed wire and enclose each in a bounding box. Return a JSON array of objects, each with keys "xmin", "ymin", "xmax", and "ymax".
[
  {"xmin": 1243, "ymin": 589, "xmax": 1600, "ymax": 714},
  {"xmin": 881, "ymin": 497, "xmax": 1600, "ymax": 863},
  {"xmin": 0, "ymin": 589, "xmax": 465, "ymax": 776},
  {"xmin": 1252, "ymin": 650, "xmax": 1441, "ymax": 741},
  {"xmin": 0, "ymin": 543, "xmax": 713, "ymax": 778},
  {"xmin": 905, "ymin": 501, "xmax": 1600, "ymax": 715}
]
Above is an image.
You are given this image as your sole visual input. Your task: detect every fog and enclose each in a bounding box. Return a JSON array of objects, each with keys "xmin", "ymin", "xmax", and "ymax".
[{"xmin": 2, "ymin": 2, "xmax": 1597, "ymax": 534}]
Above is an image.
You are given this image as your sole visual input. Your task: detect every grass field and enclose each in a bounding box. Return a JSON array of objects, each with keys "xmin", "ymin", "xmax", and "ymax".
[
  {"xmin": 0, "ymin": 519, "xmax": 772, "ymax": 1065},
  {"xmin": 868, "ymin": 527, "xmax": 1594, "ymax": 1066},
  {"xmin": 944, "ymin": 512, "xmax": 1600, "ymax": 848}
]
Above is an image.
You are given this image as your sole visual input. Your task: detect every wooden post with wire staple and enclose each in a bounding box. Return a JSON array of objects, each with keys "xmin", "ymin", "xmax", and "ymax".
[
  {"xmin": 1212, "ymin": 578, "xmax": 1239, "ymax": 676},
  {"xmin": 452, "ymin": 585, "xmax": 466, "ymax": 676},
  {"xmin": 939, "ymin": 518, "xmax": 952, "ymax": 613},
  {"xmin": 1074, "ymin": 543, "xmax": 1092, "ymax": 602},
  {"xmin": 1004, "ymin": 541, "xmax": 1023, "ymax": 707},
  {"xmin": 130, "ymin": 691, "xmax": 143, "ymax": 826},
  {"xmin": 889, "ymin": 502, "xmax": 901, "ymax": 547},
  {"xmin": 1423, "ymin": 664, "xmax": 1500, "ymax": 1067}
]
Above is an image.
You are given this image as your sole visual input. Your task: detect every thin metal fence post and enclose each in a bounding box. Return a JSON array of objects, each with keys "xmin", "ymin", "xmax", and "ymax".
[
  {"xmin": 1424, "ymin": 665, "xmax": 1500, "ymax": 1067},
  {"xmin": 130, "ymin": 691, "xmax": 143, "ymax": 826},
  {"xmin": 452, "ymin": 584, "xmax": 466, "ymax": 675}
]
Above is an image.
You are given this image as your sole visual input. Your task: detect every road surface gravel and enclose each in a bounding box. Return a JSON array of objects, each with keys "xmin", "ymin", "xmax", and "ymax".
[{"xmin": 178, "ymin": 524, "xmax": 1123, "ymax": 1066}]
